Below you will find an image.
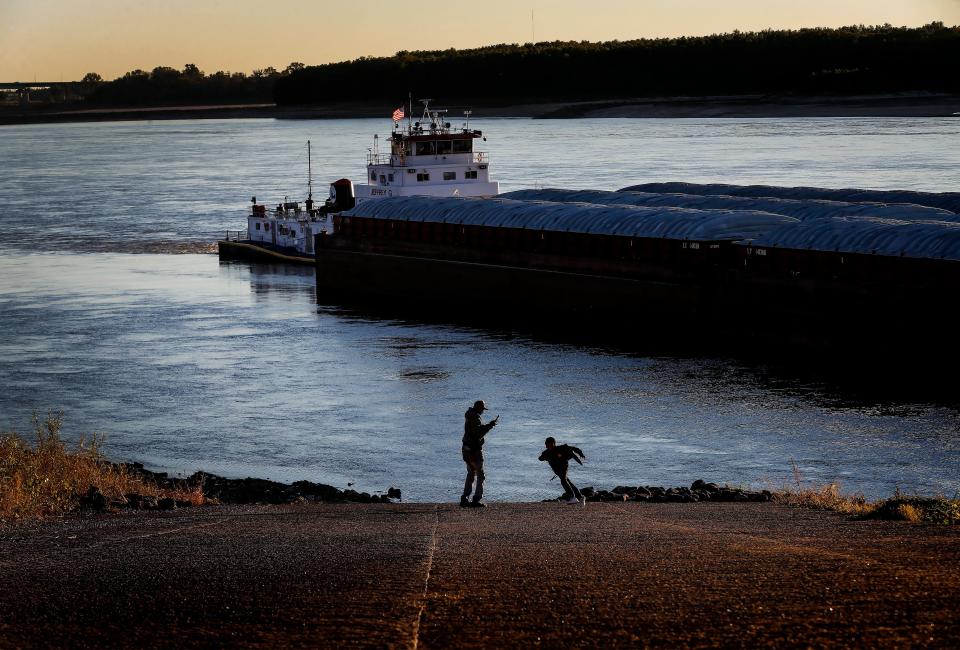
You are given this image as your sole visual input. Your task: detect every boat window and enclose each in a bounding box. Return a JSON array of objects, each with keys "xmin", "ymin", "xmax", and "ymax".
[
  {"xmin": 255, "ymin": 223, "xmax": 261, "ymax": 230},
  {"xmin": 452, "ymin": 139, "xmax": 472, "ymax": 153},
  {"xmin": 414, "ymin": 141, "xmax": 436, "ymax": 156},
  {"xmin": 443, "ymin": 171, "xmax": 456, "ymax": 181},
  {"xmin": 436, "ymin": 140, "xmax": 452, "ymax": 155},
  {"xmin": 370, "ymin": 171, "xmax": 377, "ymax": 181},
  {"xmin": 417, "ymin": 173, "xmax": 430, "ymax": 182},
  {"xmin": 380, "ymin": 175, "xmax": 386, "ymax": 183},
  {"xmin": 388, "ymin": 173, "xmax": 394, "ymax": 182},
  {"xmin": 465, "ymin": 170, "xmax": 478, "ymax": 179}
]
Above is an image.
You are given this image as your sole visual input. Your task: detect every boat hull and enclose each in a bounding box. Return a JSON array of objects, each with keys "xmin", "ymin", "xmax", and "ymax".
[{"xmin": 218, "ymin": 239, "xmax": 313, "ymax": 265}]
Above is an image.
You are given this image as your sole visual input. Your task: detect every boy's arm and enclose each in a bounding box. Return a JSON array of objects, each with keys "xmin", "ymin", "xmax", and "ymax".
[{"xmin": 538, "ymin": 450, "xmax": 548, "ymax": 461}]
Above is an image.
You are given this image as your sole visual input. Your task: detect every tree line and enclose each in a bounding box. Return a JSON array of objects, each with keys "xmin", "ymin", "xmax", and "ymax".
[
  {"xmin": 80, "ymin": 63, "xmax": 305, "ymax": 106},
  {"xmin": 73, "ymin": 23, "xmax": 959, "ymax": 108},
  {"xmin": 275, "ymin": 23, "xmax": 959, "ymax": 105}
]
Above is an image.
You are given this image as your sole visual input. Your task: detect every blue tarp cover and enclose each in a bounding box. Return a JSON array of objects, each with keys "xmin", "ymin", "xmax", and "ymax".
[
  {"xmin": 619, "ymin": 183, "xmax": 960, "ymax": 215},
  {"xmin": 748, "ymin": 217, "xmax": 960, "ymax": 261},
  {"xmin": 342, "ymin": 196, "xmax": 798, "ymax": 241},
  {"xmin": 505, "ymin": 188, "xmax": 956, "ymax": 222}
]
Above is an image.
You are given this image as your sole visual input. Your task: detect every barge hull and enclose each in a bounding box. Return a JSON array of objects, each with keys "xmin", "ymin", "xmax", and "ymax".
[{"xmin": 315, "ymin": 247, "xmax": 704, "ymax": 322}]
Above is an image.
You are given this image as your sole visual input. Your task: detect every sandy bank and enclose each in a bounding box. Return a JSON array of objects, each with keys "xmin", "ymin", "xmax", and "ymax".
[
  {"xmin": 2, "ymin": 93, "xmax": 958, "ymax": 125},
  {"xmin": 2, "ymin": 502, "xmax": 958, "ymax": 648}
]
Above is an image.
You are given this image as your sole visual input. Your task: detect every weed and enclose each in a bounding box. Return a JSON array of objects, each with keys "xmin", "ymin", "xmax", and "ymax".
[
  {"xmin": 772, "ymin": 471, "xmax": 959, "ymax": 525},
  {"xmin": 0, "ymin": 412, "xmax": 205, "ymax": 520}
]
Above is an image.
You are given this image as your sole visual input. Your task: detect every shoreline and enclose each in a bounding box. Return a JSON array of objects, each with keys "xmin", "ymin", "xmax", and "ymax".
[
  {"xmin": 90, "ymin": 463, "xmax": 775, "ymax": 511},
  {"xmin": 2, "ymin": 93, "xmax": 959, "ymax": 125}
]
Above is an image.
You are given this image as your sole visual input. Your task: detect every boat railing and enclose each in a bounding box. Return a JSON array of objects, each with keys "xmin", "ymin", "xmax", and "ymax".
[
  {"xmin": 366, "ymin": 151, "xmax": 489, "ymax": 166},
  {"xmin": 223, "ymin": 230, "xmax": 247, "ymax": 242}
]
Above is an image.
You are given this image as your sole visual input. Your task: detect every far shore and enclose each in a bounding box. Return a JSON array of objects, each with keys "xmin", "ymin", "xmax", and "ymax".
[{"xmin": 2, "ymin": 93, "xmax": 959, "ymax": 125}]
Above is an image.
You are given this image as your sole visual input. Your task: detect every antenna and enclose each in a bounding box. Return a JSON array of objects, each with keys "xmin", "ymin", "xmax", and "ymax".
[
  {"xmin": 464, "ymin": 110, "xmax": 472, "ymax": 130},
  {"xmin": 306, "ymin": 140, "xmax": 313, "ymax": 200}
]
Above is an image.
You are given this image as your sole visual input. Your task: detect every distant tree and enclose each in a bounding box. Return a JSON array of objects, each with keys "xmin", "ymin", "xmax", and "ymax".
[
  {"xmin": 150, "ymin": 66, "xmax": 180, "ymax": 82},
  {"xmin": 81, "ymin": 72, "xmax": 102, "ymax": 83},
  {"xmin": 284, "ymin": 62, "xmax": 305, "ymax": 75},
  {"xmin": 182, "ymin": 63, "xmax": 203, "ymax": 78}
]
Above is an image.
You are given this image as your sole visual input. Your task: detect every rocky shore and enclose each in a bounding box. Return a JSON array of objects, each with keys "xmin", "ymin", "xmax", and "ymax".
[
  {"xmin": 80, "ymin": 462, "xmax": 401, "ymax": 512},
  {"xmin": 577, "ymin": 479, "xmax": 772, "ymax": 503},
  {"xmin": 86, "ymin": 463, "xmax": 769, "ymax": 514}
]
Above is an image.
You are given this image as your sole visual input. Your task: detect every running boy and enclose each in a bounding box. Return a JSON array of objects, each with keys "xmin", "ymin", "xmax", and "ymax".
[{"xmin": 538, "ymin": 437, "xmax": 586, "ymax": 505}]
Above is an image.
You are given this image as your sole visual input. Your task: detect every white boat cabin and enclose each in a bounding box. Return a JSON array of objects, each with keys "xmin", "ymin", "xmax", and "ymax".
[
  {"xmin": 246, "ymin": 200, "xmax": 330, "ymax": 256},
  {"xmin": 354, "ymin": 101, "xmax": 499, "ymax": 201}
]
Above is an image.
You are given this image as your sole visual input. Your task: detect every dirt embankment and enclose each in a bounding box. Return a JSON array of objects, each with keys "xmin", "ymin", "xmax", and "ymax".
[{"xmin": 1, "ymin": 501, "xmax": 958, "ymax": 648}]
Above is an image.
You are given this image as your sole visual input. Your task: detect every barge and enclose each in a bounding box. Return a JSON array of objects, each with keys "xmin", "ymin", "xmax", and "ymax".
[{"xmin": 313, "ymin": 186, "xmax": 960, "ymax": 358}]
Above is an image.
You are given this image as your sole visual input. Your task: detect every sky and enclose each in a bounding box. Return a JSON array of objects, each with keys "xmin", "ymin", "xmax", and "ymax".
[{"xmin": 1, "ymin": 0, "xmax": 959, "ymax": 81}]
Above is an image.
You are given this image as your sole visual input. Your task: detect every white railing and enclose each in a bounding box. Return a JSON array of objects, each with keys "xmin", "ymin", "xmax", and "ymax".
[
  {"xmin": 224, "ymin": 230, "xmax": 247, "ymax": 242},
  {"xmin": 366, "ymin": 151, "xmax": 489, "ymax": 166}
]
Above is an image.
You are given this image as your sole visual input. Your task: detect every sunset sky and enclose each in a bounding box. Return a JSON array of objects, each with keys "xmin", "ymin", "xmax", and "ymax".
[{"xmin": 2, "ymin": 0, "xmax": 959, "ymax": 81}]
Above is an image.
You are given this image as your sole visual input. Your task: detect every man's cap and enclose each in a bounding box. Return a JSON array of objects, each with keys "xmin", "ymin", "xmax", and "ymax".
[{"xmin": 473, "ymin": 400, "xmax": 486, "ymax": 411}]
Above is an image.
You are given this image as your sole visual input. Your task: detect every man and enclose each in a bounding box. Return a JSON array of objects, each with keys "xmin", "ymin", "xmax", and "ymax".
[
  {"xmin": 461, "ymin": 400, "xmax": 499, "ymax": 508},
  {"xmin": 538, "ymin": 437, "xmax": 586, "ymax": 506}
]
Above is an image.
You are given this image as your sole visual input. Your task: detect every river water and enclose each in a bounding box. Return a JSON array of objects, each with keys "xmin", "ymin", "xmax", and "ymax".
[{"xmin": 1, "ymin": 117, "xmax": 958, "ymax": 501}]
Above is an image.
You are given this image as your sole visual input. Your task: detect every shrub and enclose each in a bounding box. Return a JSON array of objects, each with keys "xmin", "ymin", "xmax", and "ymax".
[{"xmin": 0, "ymin": 412, "xmax": 203, "ymax": 520}]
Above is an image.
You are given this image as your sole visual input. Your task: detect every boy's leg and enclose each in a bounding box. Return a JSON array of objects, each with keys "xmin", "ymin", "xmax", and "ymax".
[{"xmin": 559, "ymin": 473, "xmax": 579, "ymax": 500}]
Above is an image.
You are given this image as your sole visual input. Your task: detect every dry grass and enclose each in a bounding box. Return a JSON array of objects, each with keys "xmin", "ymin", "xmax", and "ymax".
[
  {"xmin": 773, "ymin": 483, "xmax": 875, "ymax": 516},
  {"xmin": 773, "ymin": 460, "xmax": 959, "ymax": 524},
  {"xmin": 0, "ymin": 412, "xmax": 204, "ymax": 520}
]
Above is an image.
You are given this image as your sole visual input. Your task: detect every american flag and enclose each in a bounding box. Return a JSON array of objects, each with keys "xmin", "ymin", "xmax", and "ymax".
[{"xmin": 392, "ymin": 107, "xmax": 405, "ymax": 122}]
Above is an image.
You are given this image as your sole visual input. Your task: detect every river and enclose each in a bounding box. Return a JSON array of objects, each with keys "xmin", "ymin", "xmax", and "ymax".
[{"xmin": 1, "ymin": 116, "xmax": 958, "ymax": 501}]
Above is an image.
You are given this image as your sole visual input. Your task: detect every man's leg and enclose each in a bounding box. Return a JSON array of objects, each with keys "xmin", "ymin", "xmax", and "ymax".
[
  {"xmin": 462, "ymin": 452, "xmax": 476, "ymax": 502},
  {"xmin": 472, "ymin": 453, "xmax": 485, "ymax": 503}
]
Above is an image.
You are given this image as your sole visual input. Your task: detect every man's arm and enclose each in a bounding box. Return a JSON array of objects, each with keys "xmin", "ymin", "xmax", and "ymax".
[{"xmin": 538, "ymin": 450, "xmax": 549, "ymax": 461}]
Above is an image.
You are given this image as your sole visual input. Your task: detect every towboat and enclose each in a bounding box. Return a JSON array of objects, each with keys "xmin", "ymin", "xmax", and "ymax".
[{"xmin": 218, "ymin": 100, "xmax": 499, "ymax": 264}]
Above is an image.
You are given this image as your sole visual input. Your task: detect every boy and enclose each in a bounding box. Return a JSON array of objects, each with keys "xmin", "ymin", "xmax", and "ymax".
[{"xmin": 538, "ymin": 437, "xmax": 586, "ymax": 506}]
